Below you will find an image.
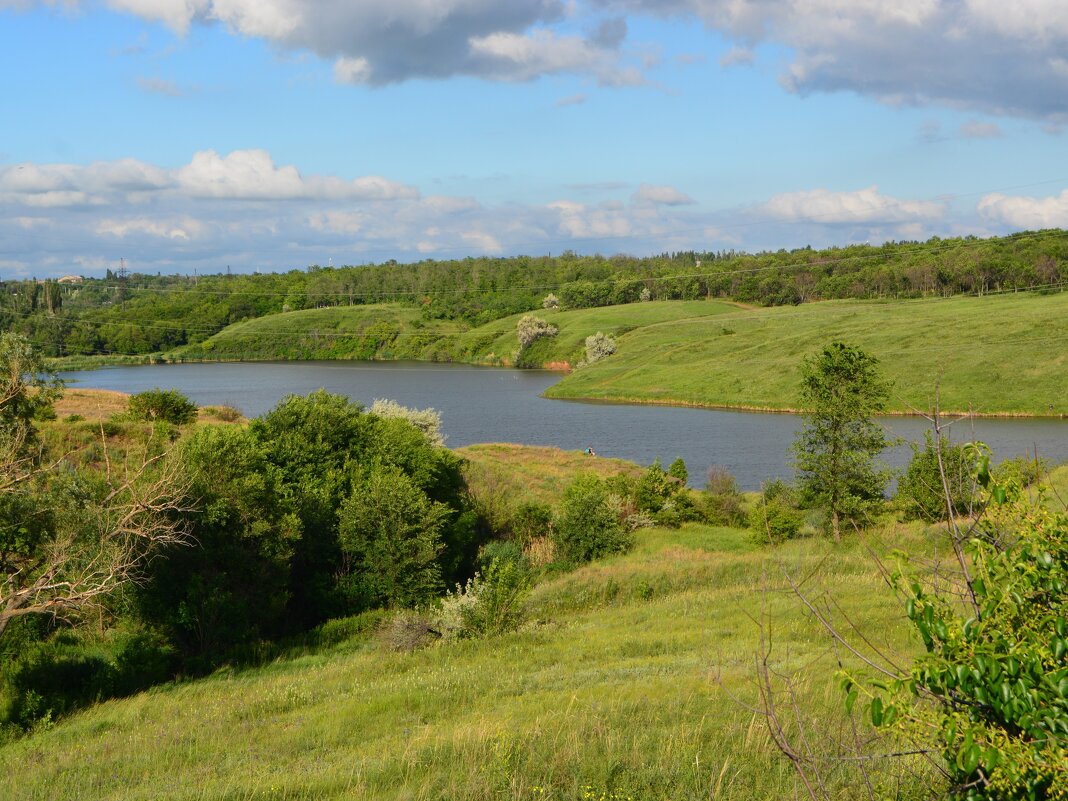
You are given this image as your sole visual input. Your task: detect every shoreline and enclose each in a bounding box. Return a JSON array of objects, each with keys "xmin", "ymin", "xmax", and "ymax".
[{"xmin": 51, "ymin": 353, "xmax": 1067, "ymax": 421}]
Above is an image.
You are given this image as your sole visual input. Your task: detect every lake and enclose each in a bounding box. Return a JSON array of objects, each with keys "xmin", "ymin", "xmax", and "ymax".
[{"xmin": 59, "ymin": 361, "xmax": 1068, "ymax": 490}]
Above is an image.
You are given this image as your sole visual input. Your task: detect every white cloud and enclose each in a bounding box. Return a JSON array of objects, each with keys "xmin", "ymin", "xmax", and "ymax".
[
  {"xmin": 760, "ymin": 186, "xmax": 944, "ymax": 223},
  {"xmin": 601, "ymin": 0, "xmax": 1068, "ymax": 119},
  {"xmin": 632, "ymin": 184, "xmax": 695, "ymax": 206},
  {"xmin": 84, "ymin": 0, "xmax": 646, "ymax": 85},
  {"xmin": 978, "ymin": 190, "xmax": 1068, "ymax": 229},
  {"xmin": 718, "ymin": 46, "xmax": 753, "ymax": 68},
  {"xmin": 96, "ymin": 216, "xmax": 205, "ymax": 240}
]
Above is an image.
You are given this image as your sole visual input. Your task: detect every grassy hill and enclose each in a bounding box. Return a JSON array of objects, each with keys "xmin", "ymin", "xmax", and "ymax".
[
  {"xmin": 0, "ymin": 518, "xmax": 931, "ymax": 801},
  {"xmin": 167, "ymin": 300, "xmax": 734, "ymax": 368},
  {"xmin": 104, "ymin": 290, "xmax": 1068, "ymax": 416},
  {"xmin": 548, "ymin": 291, "xmax": 1068, "ymax": 416}
]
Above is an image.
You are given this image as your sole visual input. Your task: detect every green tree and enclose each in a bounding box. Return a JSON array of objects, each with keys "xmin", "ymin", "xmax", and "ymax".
[
  {"xmin": 865, "ymin": 456, "xmax": 1068, "ymax": 800},
  {"xmin": 793, "ymin": 342, "xmax": 889, "ymax": 540},
  {"xmin": 553, "ymin": 474, "xmax": 632, "ymax": 564},
  {"xmin": 337, "ymin": 467, "xmax": 448, "ymax": 609},
  {"xmin": 896, "ymin": 433, "xmax": 975, "ymax": 522}
]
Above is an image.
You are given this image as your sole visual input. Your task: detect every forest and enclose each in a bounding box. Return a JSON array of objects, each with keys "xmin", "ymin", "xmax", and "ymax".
[{"xmin": 2, "ymin": 228, "xmax": 1066, "ymax": 359}]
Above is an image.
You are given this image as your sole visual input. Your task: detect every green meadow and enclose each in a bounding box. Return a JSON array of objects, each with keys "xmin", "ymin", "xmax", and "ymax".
[
  {"xmin": 0, "ymin": 519, "xmax": 932, "ymax": 801},
  {"xmin": 547, "ymin": 291, "xmax": 1068, "ymax": 416},
  {"xmin": 158, "ymin": 291, "xmax": 1068, "ymax": 417}
]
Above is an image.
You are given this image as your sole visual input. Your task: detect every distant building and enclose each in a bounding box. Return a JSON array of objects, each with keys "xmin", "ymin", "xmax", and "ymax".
[{"xmin": 57, "ymin": 275, "xmax": 84, "ymax": 284}]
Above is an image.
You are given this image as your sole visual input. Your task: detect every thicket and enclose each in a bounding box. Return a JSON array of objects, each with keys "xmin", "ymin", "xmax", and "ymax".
[
  {"xmin": 1, "ymin": 382, "xmax": 487, "ymax": 729},
  {"xmin": 6, "ymin": 229, "xmax": 1066, "ymax": 360}
]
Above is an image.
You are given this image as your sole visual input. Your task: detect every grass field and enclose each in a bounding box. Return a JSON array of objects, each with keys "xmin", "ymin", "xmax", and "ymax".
[
  {"xmin": 0, "ymin": 518, "xmax": 933, "ymax": 801},
  {"xmin": 547, "ymin": 291, "xmax": 1068, "ymax": 416}
]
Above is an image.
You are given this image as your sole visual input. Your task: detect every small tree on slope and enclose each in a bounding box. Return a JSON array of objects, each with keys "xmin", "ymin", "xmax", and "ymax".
[{"xmin": 793, "ymin": 342, "xmax": 890, "ymax": 540}]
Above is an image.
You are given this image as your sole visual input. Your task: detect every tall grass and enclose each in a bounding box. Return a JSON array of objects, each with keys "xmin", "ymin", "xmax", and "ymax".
[{"xmin": 0, "ymin": 523, "xmax": 939, "ymax": 800}]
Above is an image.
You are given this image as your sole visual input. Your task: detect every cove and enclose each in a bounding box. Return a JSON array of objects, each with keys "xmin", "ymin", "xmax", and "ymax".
[{"xmin": 59, "ymin": 361, "xmax": 1068, "ymax": 490}]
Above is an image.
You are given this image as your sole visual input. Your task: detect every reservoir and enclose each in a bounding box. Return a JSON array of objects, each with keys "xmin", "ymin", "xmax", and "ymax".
[{"xmin": 59, "ymin": 361, "xmax": 1068, "ymax": 490}]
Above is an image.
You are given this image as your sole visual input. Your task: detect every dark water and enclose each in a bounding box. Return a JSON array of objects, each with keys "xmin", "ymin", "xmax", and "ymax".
[{"xmin": 59, "ymin": 361, "xmax": 1068, "ymax": 490}]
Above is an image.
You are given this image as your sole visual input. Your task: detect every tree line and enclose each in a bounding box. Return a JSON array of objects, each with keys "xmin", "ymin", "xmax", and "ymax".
[{"xmin": 2, "ymin": 229, "xmax": 1065, "ymax": 359}]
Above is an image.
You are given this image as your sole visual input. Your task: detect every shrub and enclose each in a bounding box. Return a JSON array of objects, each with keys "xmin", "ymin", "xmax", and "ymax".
[
  {"xmin": 508, "ymin": 502, "xmax": 552, "ymax": 546},
  {"xmin": 203, "ymin": 405, "xmax": 242, "ymax": 423},
  {"xmin": 639, "ymin": 286, "xmax": 652, "ymax": 302},
  {"xmin": 748, "ymin": 480, "xmax": 804, "ymax": 543},
  {"xmin": 583, "ymin": 332, "xmax": 616, "ymax": 365},
  {"xmin": 541, "ymin": 293, "xmax": 559, "ymax": 309},
  {"xmin": 668, "ymin": 457, "xmax": 688, "ymax": 484},
  {"xmin": 439, "ymin": 557, "xmax": 532, "ymax": 640},
  {"xmin": 868, "ymin": 463, "xmax": 1068, "ymax": 800},
  {"xmin": 897, "ymin": 433, "xmax": 975, "ymax": 521},
  {"xmin": 554, "ymin": 474, "xmax": 634, "ymax": 564},
  {"xmin": 994, "ymin": 454, "xmax": 1048, "ymax": 487},
  {"xmin": 369, "ymin": 398, "xmax": 445, "ymax": 447},
  {"xmin": 379, "ymin": 611, "xmax": 439, "ymax": 653},
  {"xmin": 634, "ymin": 459, "xmax": 675, "ymax": 513},
  {"xmin": 703, "ymin": 466, "xmax": 747, "ymax": 526},
  {"xmin": 127, "ymin": 388, "xmax": 198, "ymax": 425},
  {"xmin": 516, "ymin": 314, "xmax": 558, "ymax": 349}
]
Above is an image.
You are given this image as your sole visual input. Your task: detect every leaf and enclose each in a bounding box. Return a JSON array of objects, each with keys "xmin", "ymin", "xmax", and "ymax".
[{"xmin": 870, "ymin": 696, "xmax": 884, "ymax": 727}]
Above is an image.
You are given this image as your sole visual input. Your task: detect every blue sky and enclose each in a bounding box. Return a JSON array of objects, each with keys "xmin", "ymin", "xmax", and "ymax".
[{"xmin": 2, "ymin": 0, "xmax": 1067, "ymax": 277}]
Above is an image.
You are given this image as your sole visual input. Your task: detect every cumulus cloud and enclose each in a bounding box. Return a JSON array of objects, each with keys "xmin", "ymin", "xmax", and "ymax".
[
  {"xmin": 597, "ymin": 0, "xmax": 1068, "ymax": 120},
  {"xmin": 70, "ymin": 0, "xmax": 643, "ymax": 85},
  {"xmin": 760, "ymin": 186, "xmax": 945, "ymax": 224},
  {"xmin": 978, "ymin": 190, "xmax": 1068, "ymax": 229},
  {"xmin": 175, "ymin": 150, "xmax": 417, "ymax": 201}
]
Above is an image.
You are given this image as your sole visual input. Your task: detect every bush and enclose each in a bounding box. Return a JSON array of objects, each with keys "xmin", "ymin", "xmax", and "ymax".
[
  {"xmin": 542, "ymin": 293, "xmax": 559, "ymax": 309},
  {"xmin": 554, "ymin": 474, "xmax": 634, "ymax": 564},
  {"xmin": 668, "ymin": 457, "xmax": 688, "ymax": 484},
  {"xmin": 378, "ymin": 611, "xmax": 439, "ymax": 653},
  {"xmin": 994, "ymin": 454, "xmax": 1048, "ymax": 488},
  {"xmin": 508, "ymin": 502, "xmax": 553, "ymax": 546},
  {"xmin": 516, "ymin": 314, "xmax": 558, "ymax": 349},
  {"xmin": 438, "ymin": 557, "xmax": 532, "ymax": 640},
  {"xmin": 703, "ymin": 466, "xmax": 747, "ymax": 526},
  {"xmin": 748, "ymin": 480, "xmax": 804, "ymax": 543},
  {"xmin": 897, "ymin": 433, "xmax": 976, "ymax": 521},
  {"xmin": 127, "ymin": 388, "xmax": 198, "ymax": 425},
  {"xmin": 870, "ymin": 465, "xmax": 1068, "ymax": 800},
  {"xmin": 203, "ymin": 405, "xmax": 242, "ymax": 422},
  {"xmin": 369, "ymin": 398, "xmax": 445, "ymax": 447},
  {"xmin": 582, "ymin": 332, "xmax": 616, "ymax": 365}
]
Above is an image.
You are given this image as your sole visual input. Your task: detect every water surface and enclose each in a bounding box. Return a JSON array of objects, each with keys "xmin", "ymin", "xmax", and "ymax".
[{"xmin": 60, "ymin": 361, "xmax": 1068, "ymax": 490}]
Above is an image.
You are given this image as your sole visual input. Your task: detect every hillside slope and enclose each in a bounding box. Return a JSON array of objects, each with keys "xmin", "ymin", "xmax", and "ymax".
[
  {"xmin": 0, "ymin": 523, "xmax": 930, "ymax": 801},
  {"xmin": 548, "ymin": 291, "xmax": 1068, "ymax": 416}
]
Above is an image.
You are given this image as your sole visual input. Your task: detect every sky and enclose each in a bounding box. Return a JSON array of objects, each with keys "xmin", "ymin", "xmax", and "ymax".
[{"xmin": 2, "ymin": 0, "xmax": 1068, "ymax": 278}]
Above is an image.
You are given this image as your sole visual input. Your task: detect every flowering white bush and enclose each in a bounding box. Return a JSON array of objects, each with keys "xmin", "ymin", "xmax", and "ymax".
[
  {"xmin": 369, "ymin": 398, "xmax": 445, "ymax": 446},
  {"xmin": 583, "ymin": 331, "xmax": 617, "ymax": 364},
  {"xmin": 542, "ymin": 293, "xmax": 559, "ymax": 309},
  {"xmin": 516, "ymin": 314, "xmax": 558, "ymax": 349},
  {"xmin": 639, "ymin": 286, "xmax": 652, "ymax": 302}
]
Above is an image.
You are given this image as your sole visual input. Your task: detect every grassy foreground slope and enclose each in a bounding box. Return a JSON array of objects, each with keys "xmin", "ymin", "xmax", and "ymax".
[
  {"xmin": 549, "ymin": 291, "xmax": 1068, "ymax": 416},
  {"xmin": 0, "ymin": 522, "xmax": 927, "ymax": 801}
]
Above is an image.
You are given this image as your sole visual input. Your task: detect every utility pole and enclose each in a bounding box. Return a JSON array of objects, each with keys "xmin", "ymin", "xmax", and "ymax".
[{"xmin": 117, "ymin": 258, "xmax": 129, "ymax": 310}]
